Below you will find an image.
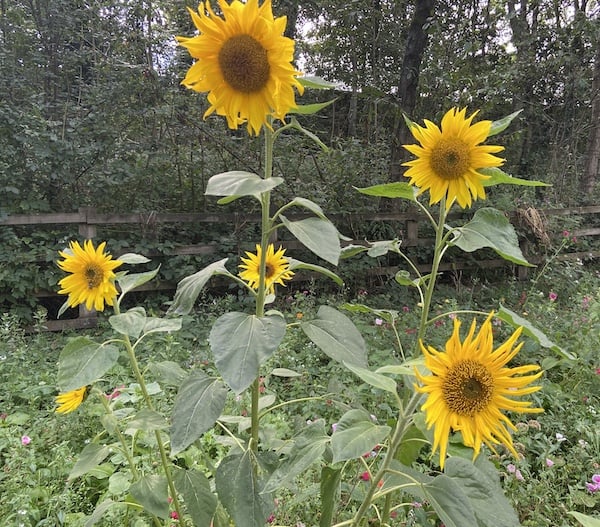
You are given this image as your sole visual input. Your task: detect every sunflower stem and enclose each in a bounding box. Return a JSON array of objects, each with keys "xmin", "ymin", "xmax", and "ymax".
[
  {"xmin": 350, "ymin": 390, "xmax": 422, "ymax": 527},
  {"xmin": 250, "ymin": 124, "xmax": 276, "ymax": 453},
  {"xmin": 417, "ymin": 200, "xmax": 448, "ymax": 345},
  {"xmin": 113, "ymin": 302, "xmax": 185, "ymax": 525}
]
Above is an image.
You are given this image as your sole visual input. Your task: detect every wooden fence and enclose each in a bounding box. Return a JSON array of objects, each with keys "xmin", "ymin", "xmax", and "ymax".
[{"xmin": 2, "ymin": 205, "xmax": 600, "ymax": 330}]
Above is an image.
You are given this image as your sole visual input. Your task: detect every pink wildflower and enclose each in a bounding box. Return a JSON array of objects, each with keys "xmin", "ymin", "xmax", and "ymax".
[
  {"xmin": 545, "ymin": 458, "xmax": 554, "ymax": 467},
  {"xmin": 21, "ymin": 435, "xmax": 31, "ymax": 445},
  {"xmin": 360, "ymin": 471, "xmax": 370, "ymax": 481},
  {"xmin": 375, "ymin": 318, "xmax": 383, "ymax": 326},
  {"xmin": 548, "ymin": 292, "xmax": 558, "ymax": 301}
]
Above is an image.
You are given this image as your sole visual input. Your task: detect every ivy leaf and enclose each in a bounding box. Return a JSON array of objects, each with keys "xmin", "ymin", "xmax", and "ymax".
[{"xmin": 450, "ymin": 207, "xmax": 533, "ymax": 266}]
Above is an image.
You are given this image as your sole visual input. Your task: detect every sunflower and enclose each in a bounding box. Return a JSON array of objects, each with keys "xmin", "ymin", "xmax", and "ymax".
[
  {"xmin": 414, "ymin": 313, "xmax": 543, "ymax": 469},
  {"xmin": 55, "ymin": 386, "xmax": 89, "ymax": 414},
  {"xmin": 403, "ymin": 107, "xmax": 505, "ymax": 209},
  {"xmin": 57, "ymin": 240, "xmax": 122, "ymax": 312},
  {"xmin": 177, "ymin": 0, "xmax": 304, "ymax": 135},
  {"xmin": 239, "ymin": 243, "xmax": 294, "ymax": 294}
]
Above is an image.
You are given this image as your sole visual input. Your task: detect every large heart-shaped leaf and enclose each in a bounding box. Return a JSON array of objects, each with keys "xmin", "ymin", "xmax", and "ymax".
[
  {"xmin": 331, "ymin": 409, "xmax": 390, "ymax": 463},
  {"xmin": 450, "ymin": 207, "xmax": 533, "ymax": 266},
  {"xmin": 209, "ymin": 312, "xmax": 286, "ymax": 394},
  {"xmin": 170, "ymin": 371, "xmax": 228, "ymax": 455},
  {"xmin": 279, "ymin": 214, "xmax": 341, "ymax": 265},
  {"xmin": 173, "ymin": 468, "xmax": 218, "ymax": 527},
  {"xmin": 301, "ymin": 306, "xmax": 367, "ymax": 367},
  {"xmin": 130, "ymin": 475, "xmax": 169, "ymax": 519},
  {"xmin": 58, "ymin": 337, "xmax": 119, "ymax": 392}
]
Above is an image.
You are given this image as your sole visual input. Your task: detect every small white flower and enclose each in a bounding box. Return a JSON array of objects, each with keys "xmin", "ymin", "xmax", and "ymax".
[{"xmin": 556, "ymin": 433, "xmax": 567, "ymax": 442}]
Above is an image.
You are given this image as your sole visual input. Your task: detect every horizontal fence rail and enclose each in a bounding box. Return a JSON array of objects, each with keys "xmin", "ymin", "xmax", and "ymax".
[{"xmin": 2, "ymin": 205, "xmax": 600, "ymax": 331}]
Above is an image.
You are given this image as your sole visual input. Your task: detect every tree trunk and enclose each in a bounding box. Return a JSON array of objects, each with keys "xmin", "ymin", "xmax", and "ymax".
[
  {"xmin": 582, "ymin": 44, "xmax": 600, "ymax": 201},
  {"xmin": 390, "ymin": 0, "xmax": 435, "ymax": 181}
]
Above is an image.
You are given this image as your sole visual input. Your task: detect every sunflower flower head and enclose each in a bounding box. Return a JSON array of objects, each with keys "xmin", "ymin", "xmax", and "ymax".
[
  {"xmin": 403, "ymin": 107, "xmax": 505, "ymax": 209},
  {"xmin": 55, "ymin": 386, "xmax": 89, "ymax": 414},
  {"xmin": 177, "ymin": 0, "xmax": 304, "ymax": 135},
  {"xmin": 414, "ymin": 313, "xmax": 543, "ymax": 470},
  {"xmin": 57, "ymin": 240, "xmax": 122, "ymax": 312},
  {"xmin": 239, "ymin": 243, "xmax": 294, "ymax": 294}
]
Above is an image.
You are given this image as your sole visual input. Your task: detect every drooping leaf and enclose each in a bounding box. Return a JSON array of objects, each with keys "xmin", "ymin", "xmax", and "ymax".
[
  {"xmin": 116, "ymin": 253, "xmax": 151, "ymax": 264},
  {"xmin": 173, "ymin": 468, "xmax": 218, "ymax": 527},
  {"xmin": 263, "ymin": 420, "xmax": 330, "ymax": 493},
  {"xmin": 290, "ymin": 99, "xmax": 336, "ymax": 115},
  {"xmin": 280, "ymin": 215, "xmax": 341, "ymax": 265},
  {"xmin": 209, "ymin": 312, "xmax": 286, "ymax": 394},
  {"xmin": 343, "ymin": 362, "xmax": 397, "ymax": 394},
  {"xmin": 117, "ymin": 266, "xmax": 160, "ymax": 295},
  {"xmin": 84, "ymin": 500, "xmax": 124, "ymax": 527},
  {"xmin": 148, "ymin": 361, "xmax": 188, "ymax": 386},
  {"xmin": 487, "ymin": 110, "xmax": 522, "ymax": 136},
  {"xmin": 298, "ymin": 76, "xmax": 337, "ymax": 89},
  {"xmin": 355, "ymin": 182, "xmax": 417, "ymax": 201},
  {"xmin": 57, "ymin": 337, "xmax": 119, "ymax": 392},
  {"xmin": 281, "ymin": 197, "xmax": 327, "ymax": 218},
  {"xmin": 130, "ymin": 475, "xmax": 169, "ymax": 519},
  {"xmin": 480, "ymin": 167, "xmax": 549, "ymax": 187},
  {"xmin": 301, "ymin": 306, "xmax": 367, "ymax": 367},
  {"xmin": 320, "ymin": 466, "xmax": 342, "ymax": 527},
  {"xmin": 205, "ymin": 171, "xmax": 283, "ymax": 201},
  {"xmin": 331, "ymin": 409, "xmax": 390, "ymax": 463},
  {"xmin": 168, "ymin": 258, "xmax": 231, "ymax": 316},
  {"xmin": 170, "ymin": 371, "xmax": 228, "ymax": 455},
  {"xmin": 450, "ymin": 207, "xmax": 533, "ymax": 266},
  {"xmin": 68, "ymin": 443, "xmax": 111, "ymax": 480},
  {"xmin": 568, "ymin": 511, "xmax": 600, "ymax": 527},
  {"xmin": 109, "ymin": 307, "xmax": 146, "ymax": 338},
  {"xmin": 287, "ymin": 257, "xmax": 343, "ymax": 286},
  {"xmin": 215, "ymin": 452, "xmax": 273, "ymax": 527},
  {"xmin": 497, "ymin": 305, "xmax": 575, "ymax": 359},
  {"xmin": 126, "ymin": 409, "xmax": 168, "ymax": 433}
]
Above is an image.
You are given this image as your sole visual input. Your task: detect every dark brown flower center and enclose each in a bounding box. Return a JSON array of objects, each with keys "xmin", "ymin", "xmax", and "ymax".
[
  {"xmin": 218, "ymin": 34, "xmax": 270, "ymax": 93},
  {"xmin": 443, "ymin": 359, "xmax": 494, "ymax": 416},
  {"xmin": 85, "ymin": 264, "xmax": 103, "ymax": 289},
  {"xmin": 430, "ymin": 138, "xmax": 471, "ymax": 180},
  {"xmin": 265, "ymin": 263, "xmax": 275, "ymax": 279}
]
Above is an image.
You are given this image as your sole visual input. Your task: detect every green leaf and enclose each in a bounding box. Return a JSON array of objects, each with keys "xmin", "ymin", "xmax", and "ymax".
[
  {"xmin": 205, "ymin": 171, "xmax": 283, "ymax": 201},
  {"xmin": 109, "ymin": 307, "xmax": 146, "ymax": 338},
  {"xmin": 210, "ymin": 312, "xmax": 286, "ymax": 394},
  {"xmin": 497, "ymin": 305, "xmax": 576, "ymax": 360},
  {"xmin": 280, "ymin": 215, "xmax": 341, "ymax": 265},
  {"xmin": 287, "ymin": 257, "xmax": 343, "ymax": 286},
  {"xmin": 450, "ymin": 207, "xmax": 533, "ymax": 266},
  {"xmin": 568, "ymin": 511, "xmax": 600, "ymax": 527},
  {"xmin": 488, "ymin": 110, "xmax": 522, "ymax": 136},
  {"xmin": 216, "ymin": 452, "xmax": 273, "ymax": 527},
  {"xmin": 355, "ymin": 182, "xmax": 417, "ymax": 200},
  {"xmin": 130, "ymin": 475, "xmax": 169, "ymax": 519},
  {"xmin": 298, "ymin": 75, "xmax": 337, "ymax": 89},
  {"xmin": 480, "ymin": 167, "xmax": 549, "ymax": 187},
  {"xmin": 395, "ymin": 424, "xmax": 427, "ymax": 466},
  {"xmin": 444, "ymin": 457, "xmax": 521, "ymax": 527},
  {"xmin": 117, "ymin": 266, "xmax": 160, "ymax": 295},
  {"xmin": 290, "ymin": 99, "xmax": 336, "ymax": 115},
  {"xmin": 375, "ymin": 357, "xmax": 425, "ymax": 376},
  {"xmin": 331, "ymin": 409, "xmax": 391, "ymax": 463},
  {"xmin": 170, "ymin": 371, "xmax": 228, "ymax": 455},
  {"xmin": 301, "ymin": 306, "xmax": 367, "ymax": 367},
  {"xmin": 117, "ymin": 253, "xmax": 151, "ymax": 264},
  {"xmin": 270, "ymin": 367, "xmax": 301, "ymax": 378},
  {"xmin": 148, "ymin": 361, "xmax": 188, "ymax": 386},
  {"xmin": 343, "ymin": 362, "xmax": 397, "ymax": 394},
  {"xmin": 69, "ymin": 443, "xmax": 112, "ymax": 481},
  {"xmin": 84, "ymin": 500, "xmax": 124, "ymax": 527},
  {"xmin": 282, "ymin": 197, "xmax": 327, "ymax": 219},
  {"xmin": 168, "ymin": 258, "xmax": 231, "ymax": 316},
  {"xmin": 126, "ymin": 409, "xmax": 168, "ymax": 433},
  {"xmin": 173, "ymin": 468, "xmax": 218, "ymax": 527},
  {"xmin": 58, "ymin": 337, "xmax": 119, "ymax": 392},
  {"xmin": 141, "ymin": 316, "xmax": 182, "ymax": 335},
  {"xmin": 263, "ymin": 420, "xmax": 329, "ymax": 493},
  {"xmin": 320, "ymin": 466, "xmax": 342, "ymax": 527}
]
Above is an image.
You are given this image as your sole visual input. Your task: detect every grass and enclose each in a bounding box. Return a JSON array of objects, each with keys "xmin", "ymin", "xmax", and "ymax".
[{"xmin": 0, "ymin": 263, "xmax": 599, "ymax": 527}]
